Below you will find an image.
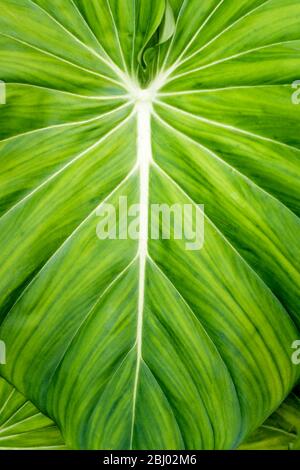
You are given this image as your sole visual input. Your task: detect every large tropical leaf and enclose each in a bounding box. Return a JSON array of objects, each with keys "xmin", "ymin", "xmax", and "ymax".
[{"xmin": 0, "ymin": 0, "xmax": 300, "ymax": 450}]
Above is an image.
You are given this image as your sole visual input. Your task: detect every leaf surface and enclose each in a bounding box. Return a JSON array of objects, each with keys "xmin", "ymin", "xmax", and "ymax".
[
  {"xmin": 0, "ymin": 0, "xmax": 300, "ymax": 450},
  {"xmin": 0, "ymin": 376, "xmax": 66, "ymax": 449},
  {"xmin": 240, "ymin": 387, "xmax": 300, "ymax": 450}
]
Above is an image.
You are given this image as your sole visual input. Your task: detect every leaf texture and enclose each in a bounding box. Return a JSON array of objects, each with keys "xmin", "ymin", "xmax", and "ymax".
[
  {"xmin": 240, "ymin": 387, "xmax": 300, "ymax": 450},
  {"xmin": 0, "ymin": 0, "xmax": 299, "ymax": 450},
  {"xmin": 0, "ymin": 376, "xmax": 66, "ymax": 449}
]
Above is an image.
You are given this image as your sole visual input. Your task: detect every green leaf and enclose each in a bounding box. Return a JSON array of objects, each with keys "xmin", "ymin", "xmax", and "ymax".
[
  {"xmin": 0, "ymin": 376, "xmax": 66, "ymax": 449},
  {"xmin": 239, "ymin": 386, "xmax": 300, "ymax": 450},
  {"xmin": 158, "ymin": 1, "xmax": 176, "ymax": 45},
  {"xmin": 0, "ymin": 0, "xmax": 300, "ymax": 450}
]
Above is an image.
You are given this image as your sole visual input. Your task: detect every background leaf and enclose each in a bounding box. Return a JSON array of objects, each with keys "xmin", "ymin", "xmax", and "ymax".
[
  {"xmin": 0, "ymin": 376, "xmax": 66, "ymax": 449},
  {"xmin": 240, "ymin": 386, "xmax": 300, "ymax": 450}
]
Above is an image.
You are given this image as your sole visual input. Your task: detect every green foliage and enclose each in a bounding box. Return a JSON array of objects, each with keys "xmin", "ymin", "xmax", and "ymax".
[
  {"xmin": 0, "ymin": 0, "xmax": 299, "ymax": 450},
  {"xmin": 240, "ymin": 387, "xmax": 300, "ymax": 450}
]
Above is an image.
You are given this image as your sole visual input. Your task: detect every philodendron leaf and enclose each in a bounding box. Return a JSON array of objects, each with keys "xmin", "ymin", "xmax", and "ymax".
[
  {"xmin": 0, "ymin": 0, "xmax": 300, "ymax": 450},
  {"xmin": 0, "ymin": 377, "xmax": 66, "ymax": 449},
  {"xmin": 240, "ymin": 387, "xmax": 300, "ymax": 450}
]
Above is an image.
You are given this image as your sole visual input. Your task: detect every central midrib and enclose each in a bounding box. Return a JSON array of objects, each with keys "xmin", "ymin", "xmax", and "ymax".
[{"xmin": 130, "ymin": 99, "xmax": 152, "ymax": 448}]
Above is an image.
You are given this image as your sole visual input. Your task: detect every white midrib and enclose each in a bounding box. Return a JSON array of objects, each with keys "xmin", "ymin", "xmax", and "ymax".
[{"xmin": 130, "ymin": 96, "xmax": 153, "ymax": 448}]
